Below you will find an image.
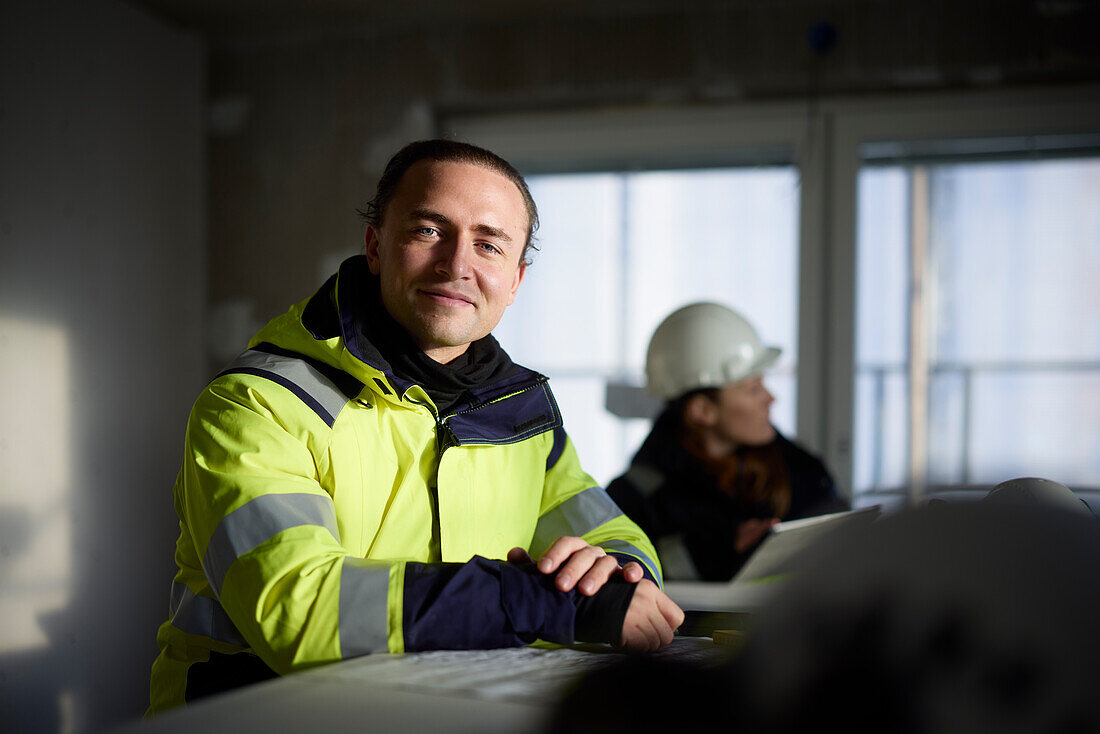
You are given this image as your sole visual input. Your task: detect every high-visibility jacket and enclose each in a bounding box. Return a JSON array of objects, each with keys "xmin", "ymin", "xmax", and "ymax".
[{"xmin": 148, "ymin": 258, "xmax": 662, "ymax": 714}]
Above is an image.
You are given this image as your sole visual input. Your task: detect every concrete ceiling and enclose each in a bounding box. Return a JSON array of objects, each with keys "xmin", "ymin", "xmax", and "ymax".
[
  {"xmin": 130, "ymin": 0, "xmax": 723, "ymax": 39},
  {"xmin": 129, "ymin": 0, "xmax": 1099, "ymax": 101},
  {"xmin": 132, "ymin": 0, "xmax": 1081, "ymax": 43}
]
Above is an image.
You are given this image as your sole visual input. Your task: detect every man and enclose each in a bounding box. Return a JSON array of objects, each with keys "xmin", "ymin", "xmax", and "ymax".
[{"xmin": 147, "ymin": 140, "xmax": 683, "ymax": 714}]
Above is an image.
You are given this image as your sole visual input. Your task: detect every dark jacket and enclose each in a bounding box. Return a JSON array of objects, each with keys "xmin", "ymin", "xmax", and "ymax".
[{"xmin": 607, "ymin": 403, "xmax": 847, "ymax": 581}]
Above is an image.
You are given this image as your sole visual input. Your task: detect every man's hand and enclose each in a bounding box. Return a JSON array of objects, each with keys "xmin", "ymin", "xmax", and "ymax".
[
  {"xmin": 734, "ymin": 517, "xmax": 780, "ymax": 554},
  {"xmin": 507, "ymin": 537, "xmax": 645, "ymax": 596},
  {"xmin": 617, "ymin": 579, "xmax": 684, "ymax": 652}
]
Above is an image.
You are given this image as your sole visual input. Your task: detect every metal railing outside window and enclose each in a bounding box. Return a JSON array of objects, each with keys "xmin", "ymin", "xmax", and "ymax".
[{"xmin": 853, "ymin": 153, "xmax": 1100, "ymax": 505}]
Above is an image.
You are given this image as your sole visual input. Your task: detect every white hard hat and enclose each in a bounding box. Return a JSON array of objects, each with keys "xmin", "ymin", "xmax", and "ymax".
[{"xmin": 645, "ymin": 302, "xmax": 781, "ymax": 400}]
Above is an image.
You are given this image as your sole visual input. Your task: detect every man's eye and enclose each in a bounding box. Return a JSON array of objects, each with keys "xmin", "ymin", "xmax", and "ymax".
[
  {"xmin": 415, "ymin": 227, "xmax": 438, "ymax": 237},
  {"xmin": 476, "ymin": 242, "xmax": 502, "ymax": 255}
]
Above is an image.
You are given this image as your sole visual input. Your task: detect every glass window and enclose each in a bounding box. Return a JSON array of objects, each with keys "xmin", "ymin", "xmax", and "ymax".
[
  {"xmin": 854, "ymin": 155, "xmax": 1100, "ymax": 501},
  {"xmin": 494, "ymin": 174, "xmax": 624, "ymax": 372},
  {"xmin": 494, "ymin": 166, "xmax": 801, "ymax": 486}
]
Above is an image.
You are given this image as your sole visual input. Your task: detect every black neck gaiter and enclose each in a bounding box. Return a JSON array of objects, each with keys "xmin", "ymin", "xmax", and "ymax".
[{"xmin": 345, "ymin": 260, "xmax": 517, "ymax": 415}]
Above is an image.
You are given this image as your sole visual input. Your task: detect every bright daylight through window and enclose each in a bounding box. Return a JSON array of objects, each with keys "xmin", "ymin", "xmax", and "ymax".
[
  {"xmin": 495, "ymin": 167, "xmax": 801, "ymax": 487},
  {"xmin": 854, "ymin": 154, "xmax": 1100, "ymax": 504}
]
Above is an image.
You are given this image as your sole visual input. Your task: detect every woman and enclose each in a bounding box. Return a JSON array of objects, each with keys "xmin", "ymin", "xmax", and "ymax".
[{"xmin": 607, "ymin": 302, "xmax": 847, "ymax": 581}]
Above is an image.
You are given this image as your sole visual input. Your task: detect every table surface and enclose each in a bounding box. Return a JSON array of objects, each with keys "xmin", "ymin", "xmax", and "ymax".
[{"xmin": 117, "ymin": 635, "xmax": 731, "ymax": 734}]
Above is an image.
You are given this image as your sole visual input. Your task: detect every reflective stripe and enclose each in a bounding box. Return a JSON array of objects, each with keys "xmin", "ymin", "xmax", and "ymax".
[
  {"xmin": 169, "ymin": 576, "xmax": 187, "ymax": 615},
  {"xmin": 202, "ymin": 492, "xmax": 340, "ymax": 596},
  {"xmin": 338, "ymin": 559, "xmax": 391, "ymax": 657},
  {"xmin": 599, "ymin": 539, "xmax": 664, "ymax": 587},
  {"xmin": 170, "ymin": 581, "xmax": 247, "ymax": 647},
  {"xmin": 532, "ymin": 486, "xmax": 623, "ymax": 552},
  {"xmin": 220, "ymin": 348, "xmax": 354, "ymax": 427}
]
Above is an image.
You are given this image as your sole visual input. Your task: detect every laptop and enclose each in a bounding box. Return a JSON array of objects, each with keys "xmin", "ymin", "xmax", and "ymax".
[
  {"xmin": 731, "ymin": 504, "xmax": 882, "ymax": 584},
  {"xmin": 666, "ymin": 505, "xmax": 882, "ymax": 621}
]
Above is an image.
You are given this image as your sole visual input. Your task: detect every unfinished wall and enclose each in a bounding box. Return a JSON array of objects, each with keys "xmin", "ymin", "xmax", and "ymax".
[
  {"xmin": 0, "ymin": 1, "xmax": 205, "ymax": 732},
  {"xmin": 193, "ymin": 0, "xmax": 1100, "ymax": 328}
]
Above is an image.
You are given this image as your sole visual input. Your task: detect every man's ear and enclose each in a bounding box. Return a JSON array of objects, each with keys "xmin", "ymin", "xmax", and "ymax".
[
  {"xmin": 683, "ymin": 393, "xmax": 717, "ymax": 429},
  {"xmin": 506, "ymin": 261, "xmax": 527, "ymax": 305},
  {"xmin": 364, "ymin": 226, "xmax": 382, "ymax": 275}
]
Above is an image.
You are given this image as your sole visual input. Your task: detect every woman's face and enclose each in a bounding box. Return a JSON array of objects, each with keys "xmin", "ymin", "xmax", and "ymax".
[{"xmin": 712, "ymin": 376, "xmax": 777, "ymax": 447}]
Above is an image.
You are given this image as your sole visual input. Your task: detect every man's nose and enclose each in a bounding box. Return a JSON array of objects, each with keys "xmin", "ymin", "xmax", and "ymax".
[{"xmin": 435, "ymin": 236, "xmax": 473, "ymax": 279}]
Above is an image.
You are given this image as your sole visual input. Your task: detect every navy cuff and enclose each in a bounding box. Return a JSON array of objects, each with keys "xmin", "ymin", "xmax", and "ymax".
[
  {"xmin": 607, "ymin": 552, "xmax": 658, "ymax": 584},
  {"xmin": 402, "ymin": 556, "xmax": 577, "ymax": 652}
]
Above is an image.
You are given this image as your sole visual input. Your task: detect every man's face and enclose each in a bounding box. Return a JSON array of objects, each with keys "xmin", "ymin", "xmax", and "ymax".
[{"xmin": 365, "ymin": 159, "xmax": 528, "ymax": 363}]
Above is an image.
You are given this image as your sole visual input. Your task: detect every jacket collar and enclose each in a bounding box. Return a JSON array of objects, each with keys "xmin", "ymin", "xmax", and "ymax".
[{"xmin": 302, "ymin": 255, "xmax": 547, "ymax": 416}]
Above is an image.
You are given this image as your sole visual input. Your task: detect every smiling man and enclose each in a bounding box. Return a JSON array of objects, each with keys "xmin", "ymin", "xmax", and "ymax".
[
  {"xmin": 147, "ymin": 140, "xmax": 681, "ymax": 714},
  {"xmin": 367, "ymin": 158, "xmax": 525, "ymax": 362}
]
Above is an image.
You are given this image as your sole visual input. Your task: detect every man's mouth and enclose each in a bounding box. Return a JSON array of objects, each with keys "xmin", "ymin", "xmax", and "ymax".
[{"xmin": 420, "ymin": 288, "xmax": 474, "ymax": 306}]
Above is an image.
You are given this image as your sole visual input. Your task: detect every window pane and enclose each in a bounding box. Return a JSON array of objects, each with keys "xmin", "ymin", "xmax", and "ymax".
[
  {"xmin": 494, "ymin": 174, "xmax": 623, "ymax": 371},
  {"xmin": 930, "ymin": 160, "xmax": 1100, "ymax": 363},
  {"xmin": 969, "ymin": 371, "xmax": 1100, "ymax": 486},
  {"xmin": 499, "ymin": 166, "xmax": 801, "ymax": 487},
  {"xmin": 623, "ymin": 168, "xmax": 801, "ymax": 383},
  {"xmin": 854, "ymin": 155, "xmax": 1100, "ymax": 497},
  {"xmin": 927, "ymin": 369, "xmax": 967, "ymax": 485},
  {"xmin": 856, "ymin": 167, "xmax": 910, "ymax": 365},
  {"xmin": 853, "ymin": 369, "xmax": 910, "ymax": 493}
]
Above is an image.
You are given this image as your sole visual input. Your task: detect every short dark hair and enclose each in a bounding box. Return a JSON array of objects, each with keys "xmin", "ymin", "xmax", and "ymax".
[{"xmin": 358, "ymin": 139, "xmax": 540, "ymax": 265}]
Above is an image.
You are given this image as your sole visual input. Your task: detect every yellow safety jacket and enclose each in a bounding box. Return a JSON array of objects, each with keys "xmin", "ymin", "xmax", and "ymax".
[{"xmin": 148, "ymin": 257, "xmax": 661, "ymax": 714}]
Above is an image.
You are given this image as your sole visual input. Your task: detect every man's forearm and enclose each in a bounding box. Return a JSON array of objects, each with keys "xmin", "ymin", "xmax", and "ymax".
[{"xmin": 401, "ymin": 556, "xmax": 634, "ymax": 652}]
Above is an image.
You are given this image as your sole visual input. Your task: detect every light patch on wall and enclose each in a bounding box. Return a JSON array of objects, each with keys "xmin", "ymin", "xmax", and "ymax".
[{"xmin": 0, "ymin": 316, "xmax": 72, "ymax": 653}]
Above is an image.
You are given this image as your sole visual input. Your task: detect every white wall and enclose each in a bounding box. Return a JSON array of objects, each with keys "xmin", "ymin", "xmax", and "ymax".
[{"xmin": 0, "ymin": 2, "xmax": 205, "ymax": 732}]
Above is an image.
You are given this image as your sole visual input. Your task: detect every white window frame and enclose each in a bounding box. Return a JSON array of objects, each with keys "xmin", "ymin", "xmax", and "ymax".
[{"xmin": 443, "ymin": 83, "xmax": 1100, "ymax": 500}]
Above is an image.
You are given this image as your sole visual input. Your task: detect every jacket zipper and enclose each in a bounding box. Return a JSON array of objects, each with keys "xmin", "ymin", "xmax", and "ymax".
[
  {"xmin": 436, "ymin": 416, "xmax": 457, "ymax": 458},
  {"xmin": 435, "ymin": 377, "xmax": 549, "ymax": 458}
]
